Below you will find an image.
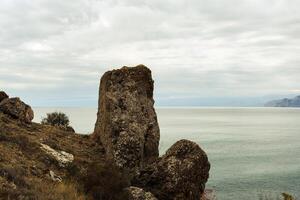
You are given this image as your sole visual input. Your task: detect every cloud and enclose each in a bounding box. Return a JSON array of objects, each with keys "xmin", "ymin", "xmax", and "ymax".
[{"xmin": 0, "ymin": 0, "xmax": 300, "ymax": 106}]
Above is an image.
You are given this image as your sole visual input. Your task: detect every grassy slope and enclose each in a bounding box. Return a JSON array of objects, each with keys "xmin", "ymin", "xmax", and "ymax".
[{"xmin": 0, "ymin": 112, "xmax": 105, "ymax": 199}]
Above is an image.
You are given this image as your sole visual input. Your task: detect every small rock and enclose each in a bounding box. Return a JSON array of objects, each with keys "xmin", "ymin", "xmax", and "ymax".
[
  {"xmin": 282, "ymin": 193, "xmax": 295, "ymax": 200},
  {"xmin": 0, "ymin": 97, "xmax": 34, "ymax": 123},
  {"xmin": 201, "ymin": 189, "xmax": 217, "ymax": 200},
  {"xmin": 40, "ymin": 143, "xmax": 74, "ymax": 167},
  {"xmin": 0, "ymin": 91, "xmax": 9, "ymax": 103},
  {"xmin": 49, "ymin": 170, "xmax": 62, "ymax": 182},
  {"xmin": 127, "ymin": 186, "xmax": 157, "ymax": 200}
]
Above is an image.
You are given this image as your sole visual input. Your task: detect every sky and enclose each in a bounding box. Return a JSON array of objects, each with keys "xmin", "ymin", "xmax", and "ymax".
[{"xmin": 0, "ymin": 0, "xmax": 300, "ymax": 107}]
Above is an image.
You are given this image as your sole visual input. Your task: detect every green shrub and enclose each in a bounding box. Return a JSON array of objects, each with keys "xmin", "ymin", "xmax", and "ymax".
[{"xmin": 41, "ymin": 112, "xmax": 70, "ymax": 127}]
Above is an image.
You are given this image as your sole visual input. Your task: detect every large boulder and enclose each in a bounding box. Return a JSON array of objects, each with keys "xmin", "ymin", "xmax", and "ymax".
[
  {"xmin": 0, "ymin": 97, "xmax": 34, "ymax": 123},
  {"xmin": 0, "ymin": 91, "xmax": 9, "ymax": 103},
  {"xmin": 93, "ymin": 65, "xmax": 160, "ymax": 174},
  {"xmin": 133, "ymin": 140, "xmax": 210, "ymax": 200}
]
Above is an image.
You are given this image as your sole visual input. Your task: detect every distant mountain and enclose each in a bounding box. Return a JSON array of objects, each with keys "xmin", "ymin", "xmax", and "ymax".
[{"xmin": 265, "ymin": 95, "xmax": 300, "ymax": 107}]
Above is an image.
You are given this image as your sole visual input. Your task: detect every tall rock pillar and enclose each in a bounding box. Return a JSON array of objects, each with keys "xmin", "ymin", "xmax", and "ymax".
[{"xmin": 94, "ymin": 65, "xmax": 160, "ymax": 173}]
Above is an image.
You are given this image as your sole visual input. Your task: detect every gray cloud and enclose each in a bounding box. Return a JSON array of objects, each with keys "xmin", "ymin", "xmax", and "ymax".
[{"xmin": 0, "ymin": 0, "xmax": 300, "ymax": 106}]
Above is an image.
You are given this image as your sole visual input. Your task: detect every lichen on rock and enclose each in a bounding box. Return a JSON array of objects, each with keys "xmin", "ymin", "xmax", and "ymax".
[
  {"xmin": 127, "ymin": 186, "xmax": 157, "ymax": 200},
  {"xmin": 40, "ymin": 143, "xmax": 74, "ymax": 167}
]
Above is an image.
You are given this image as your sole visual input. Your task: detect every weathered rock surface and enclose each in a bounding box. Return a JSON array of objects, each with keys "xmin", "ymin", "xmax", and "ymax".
[
  {"xmin": 0, "ymin": 91, "xmax": 9, "ymax": 103},
  {"xmin": 0, "ymin": 97, "xmax": 34, "ymax": 123},
  {"xmin": 133, "ymin": 139, "xmax": 210, "ymax": 200},
  {"xmin": 94, "ymin": 65, "xmax": 160, "ymax": 173},
  {"xmin": 40, "ymin": 143, "xmax": 74, "ymax": 167},
  {"xmin": 127, "ymin": 186, "xmax": 157, "ymax": 200}
]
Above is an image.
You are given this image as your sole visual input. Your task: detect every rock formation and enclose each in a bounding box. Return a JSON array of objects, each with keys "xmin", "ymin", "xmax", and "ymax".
[
  {"xmin": 0, "ymin": 97, "xmax": 34, "ymax": 123},
  {"xmin": 0, "ymin": 91, "xmax": 9, "ymax": 103},
  {"xmin": 133, "ymin": 140, "xmax": 210, "ymax": 200},
  {"xmin": 93, "ymin": 65, "xmax": 160, "ymax": 173},
  {"xmin": 93, "ymin": 65, "xmax": 211, "ymax": 199}
]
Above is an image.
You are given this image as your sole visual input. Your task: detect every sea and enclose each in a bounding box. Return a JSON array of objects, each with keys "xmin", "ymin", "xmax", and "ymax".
[{"xmin": 34, "ymin": 107, "xmax": 300, "ymax": 200}]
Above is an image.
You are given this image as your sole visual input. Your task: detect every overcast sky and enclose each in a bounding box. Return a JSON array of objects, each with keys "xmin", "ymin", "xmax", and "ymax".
[{"xmin": 0, "ymin": 0, "xmax": 299, "ymax": 106}]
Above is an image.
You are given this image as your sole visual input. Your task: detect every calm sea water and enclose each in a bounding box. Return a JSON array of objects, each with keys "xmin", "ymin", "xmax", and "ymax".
[{"xmin": 34, "ymin": 107, "xmax": 300, "ymax": 200}]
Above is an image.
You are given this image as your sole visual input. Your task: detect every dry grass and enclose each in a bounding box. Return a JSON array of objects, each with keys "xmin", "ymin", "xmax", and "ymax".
[
  {"xmin": 0, "ymin": 112, "xmax": 105, "ymax": 199},
  {"xmin": 33, "ymin": 181, "xmax": 86, "ymax": 200}
]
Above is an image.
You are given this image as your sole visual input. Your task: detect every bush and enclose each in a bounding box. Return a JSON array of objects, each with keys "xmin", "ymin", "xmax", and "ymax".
[
  {"xmin": 41, "ymin": 112, "xmax": 70, "ymax": 127},
  {"xmin": 81, "ymin": 161, "xmax": 130, "ymax": 200}
]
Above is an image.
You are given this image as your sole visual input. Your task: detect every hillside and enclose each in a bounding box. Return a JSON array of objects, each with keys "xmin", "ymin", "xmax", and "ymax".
[
  {"xmin": 0, "ymin": 110, "xmax": 105, "ymax": 199},
  {"xmin": 265, "ymin": 96, "xmax": 300, "ymax": 107}
]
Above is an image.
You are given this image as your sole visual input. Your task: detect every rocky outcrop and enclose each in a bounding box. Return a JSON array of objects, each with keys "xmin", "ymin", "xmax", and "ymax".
[
  {"xmin": 127, "ymin": 187, "xmax": 157, "ymax": 200},
  {"xmin": 0, "ymin": 97, "xmax": 34, "ymax": 123},
  {"xmin": 93, "ymin": 65, "xmax": 160, "ymax": 174},
  {"xmin": 133, "ymin": 140, "xmax": 210, "ymax": 200},
  {"xmin": 93, "ymin": 65, "xmax": 210, "ymax": 199},
  {"xmin": 0, "ymin": 91, "xmax": 9, "ymax": 103}
]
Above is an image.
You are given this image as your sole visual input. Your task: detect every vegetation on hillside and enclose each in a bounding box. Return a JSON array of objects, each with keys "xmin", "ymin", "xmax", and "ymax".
[
  {"xmin": 41, "ymin": 111, "xmax": 75, "ymax": 132},
  {"xmin": 41, "ymin": 112, "xmax": 70, "ymax": 127},
  {"xmin": 80, "ymin": 161, "xmax": 131, "ymax": 200}
]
